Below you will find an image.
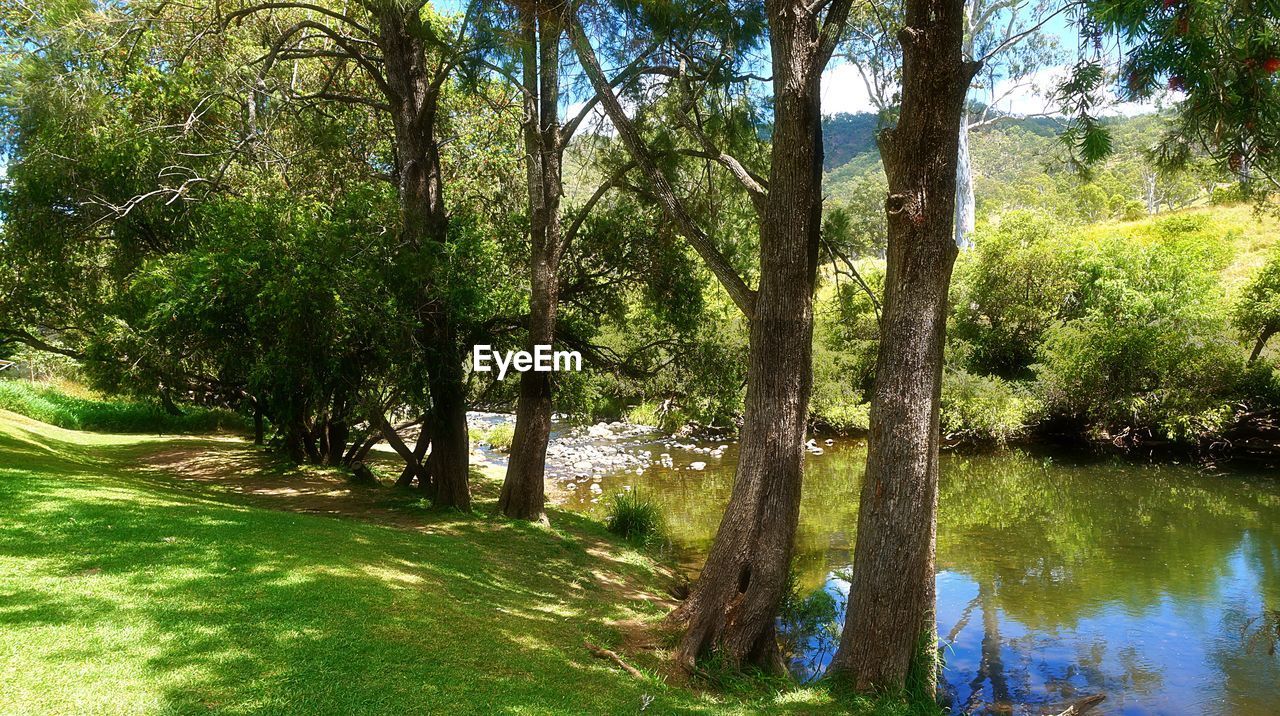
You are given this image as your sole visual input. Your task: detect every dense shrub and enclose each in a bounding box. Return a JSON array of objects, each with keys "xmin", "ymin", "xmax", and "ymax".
[
  {"xmin": 940, "ymin": 368, "xmax": 1039, "ymax": 444},
  {"xmin": 951, "ymin": 211, "xmax": 1078, "ymax": 378},
  {"xmin": 1232, "ymin": 247, "xmax": 1280, "ymax": 363},
  {"xmin": 0, "ymin": 379, "xmax": 245, "ymax": 434},
  {"xmin": 1034, "ymin": 219, "xmax": 1243, "ymax": 439}
]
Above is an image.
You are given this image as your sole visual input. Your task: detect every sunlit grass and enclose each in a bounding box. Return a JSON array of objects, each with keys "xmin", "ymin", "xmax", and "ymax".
[
  {"xmin": 0, "ymin": 410, "xmax": 881, "ymax": 714},
  {"xmin": 0, "ymin": 379, "xmax": 246, "ymax": 434}
]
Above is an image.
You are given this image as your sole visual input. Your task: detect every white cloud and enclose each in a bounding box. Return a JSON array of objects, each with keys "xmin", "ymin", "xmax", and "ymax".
[
  {"xmin": 985, "ymin": 63, "xmax": 1176, "ymax": 118},
  {"xmin": 820, "ymin": 60, "xmax": 1173, "ymax": 120},
  {"xmin": 820, "ymin": 61, "xmax": 877, "ymax": 115}
]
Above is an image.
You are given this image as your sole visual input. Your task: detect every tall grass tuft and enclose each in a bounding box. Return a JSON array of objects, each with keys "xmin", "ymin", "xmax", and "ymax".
[
  {"xmin": 476, "ymin": 423, "xmax": 515, "ymax": 452},
  {"xmin": 603, "ymin": 489, "xmax": 664, "ymax": 545},
  {"xmin": 0, "ymin": 379, "xmax": 246, "ymax": 434}
]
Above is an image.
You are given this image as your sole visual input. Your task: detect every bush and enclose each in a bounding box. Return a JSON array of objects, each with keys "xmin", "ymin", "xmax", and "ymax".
[
  {"xmin": 951, "ymin": 211, "xmax": 1077, "ymax": 378},
  {"xmin": 0, "ymin": 379, "xmax": 245, "ymax": 434},
  {"xmin": 624, "ymin": 400, "xmax": 688, "ymax": 434},
  {"xmin": 1211, "ymin": 184, "xmax": 1245, "ymax": 205},
  {"xmin": 1034, "ymin": 224, "xmax": 1242, "ymax": 440},
  {"xmin": 940, "ymin": 368, "xmax": 1039, "ymax": 444},
  {"xmin": 477, "ymin": 423, "xmax": 515, "ymax": 452},
  {"xmin": 604, "ymin": 489, "xmax": 663, "ymax": 545}
]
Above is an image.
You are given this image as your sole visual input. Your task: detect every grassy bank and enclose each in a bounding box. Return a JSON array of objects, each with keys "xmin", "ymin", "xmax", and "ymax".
[
  {"xmin": 0, "ymin": 410, "xmax": 913, "ymax": 714},
  {"xmin": 0, "ymin": 379, "xmax": 245, "ymax": 434}
]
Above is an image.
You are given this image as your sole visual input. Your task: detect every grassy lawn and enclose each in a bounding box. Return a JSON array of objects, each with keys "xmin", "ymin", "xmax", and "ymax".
[{"xmin": 0, "ymin": 409, "xmax": 857, "ymax": 715}]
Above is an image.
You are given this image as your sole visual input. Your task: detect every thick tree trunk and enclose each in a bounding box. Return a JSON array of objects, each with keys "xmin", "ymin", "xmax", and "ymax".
[
  {"xmin": 425, "ymin": 359, "xmax": 471, "ymax": 509},
  {"xmin": 378, "ymin": 9, "xmax": 471, "ymax": 511},
  {"xmin": 830, "ymin": 0, "xmax": 979, "ymax": 694},
  {"xmin": 669, "ymin": 17, "xmax": 825, "ymax": 672},
  {"xmin": 502, "ymin": 10, "xmax": 563, "ymax": 521},
  {"xmin": 324, "ymin": 419, "xmax": 348, "ymax": 465}
]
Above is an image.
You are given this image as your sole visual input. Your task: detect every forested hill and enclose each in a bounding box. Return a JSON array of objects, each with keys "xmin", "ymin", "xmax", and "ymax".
[
  {"xmin": 820, "ymin": 111, "xmax": 1230, "ymax": 228},
  {"xmin": 823, "ymin": 111, "xmax": 1058, "ymax": 172}
]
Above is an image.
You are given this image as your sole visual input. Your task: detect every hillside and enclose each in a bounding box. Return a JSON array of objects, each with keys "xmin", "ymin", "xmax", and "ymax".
[{"xmin": 820, "ymin": 112, "xmax": 1214, "ymax": 230}]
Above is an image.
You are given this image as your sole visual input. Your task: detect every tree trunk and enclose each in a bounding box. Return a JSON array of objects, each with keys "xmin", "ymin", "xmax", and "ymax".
[
  {"xmin": 159, "ymin": 387, "xmax": 183, "ymax": 416},
  {"xmin": 284, "ymin": 420, "xmax": 306, "ymax": 463},
  {"xmin": 396, "ymin": 421, "xmax": 431, "ymax": 488},
  {"xmin": 379, "ymin": 416, "xmax": 430, "ymax": 485},
  {"xmin": 301, "ymin": 421, "xmax": 322, "ymax": 463},
  {"xmin": 954, "ymin": 120, "xmax": 975, "ymax": 248},
  {"xmin": 830, "ymin": 0, "xmax": 979, "ymax": 694},
  {"xmin": 325, "ymin": 419, "xmax": 348, "ymax": 465},
  {"xmin": 669, "ymin": 13, "xmax": 825, "ymax": 672},
  {"xmin": 252, "ymin": 400, "xmax": 265, "ymax": 446},
  {"xmin": 378, "ymin": 9, "xmax": 471, "ymax": 511},
  {"xmin": 425, "ymin": 360, "xmax": 471, "ymax": 510},
  {"xmin": 1248, "ymin": 325, "xmax": 1277, "ymax": 364},
  {"xmin": 501, "ymin": 9, "xmax": 563, "ymax": 522}
]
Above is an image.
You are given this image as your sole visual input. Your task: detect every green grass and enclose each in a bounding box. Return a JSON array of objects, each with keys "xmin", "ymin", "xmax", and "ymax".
[
  {"xmin": 476, "ymin": 422, "xmax": 515, "ymax": 452},
  {"xmin": 604, "ymin": 490, "xmax": 664, "ymax": 546},
  {"xmin": 0, "ymin": 409, "xmax": 905, "ymax": 714},
  {"xmin": 0, "ymin": 379, "xmax": 245, "ymax": 434},
  {"xmin": 1076, "ymin": 203, "xmax": 1280, "ymax": 290}
]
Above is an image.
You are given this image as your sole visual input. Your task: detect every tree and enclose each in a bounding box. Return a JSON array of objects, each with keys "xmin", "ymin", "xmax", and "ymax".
[
  {"xmin": 843, "ymin": 0, "xmax": 1064, "ymax": 247},
  {"xmin": 571, "ymin": 0, "xmax": 853, "ymax": 671},
  {"xmin": 222, "ymin": 0, "xmax": 488, "ymax": 508},
  {"xmin": 493, "ymin": 0, "xmax": 671, "ymax": 521},
  {"xmin": 831, "ymin": 0, "xmax": 1280, "ymax": 696},
  {"xmin": 954, "ymin": 0, "xmax": 1064, "ymax": 246},
  {"xmin": 1234, "ymin": 248, "xmax": 1280, "ymax": 364},
  {"xmin": 1058, "ymin": 0, "xmax": 1280, "ymax": 193},
  {"xmin": 829, "ymin": 0, "xmax": 980, "ymax": 693}
]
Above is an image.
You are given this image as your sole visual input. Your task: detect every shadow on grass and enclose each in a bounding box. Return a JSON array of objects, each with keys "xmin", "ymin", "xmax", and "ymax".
[{"xmin": 0, "ymin": 415, "xmax": 853, "ymax": 714}]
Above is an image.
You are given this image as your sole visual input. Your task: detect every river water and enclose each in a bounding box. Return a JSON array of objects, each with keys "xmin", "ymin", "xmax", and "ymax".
[{"xmin": 547, "ymin": 429, "xmax": 1280, "ymax": 715}]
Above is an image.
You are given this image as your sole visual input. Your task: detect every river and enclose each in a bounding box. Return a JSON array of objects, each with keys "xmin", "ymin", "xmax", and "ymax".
[{"xmin": 540, "ymin": 426, "xmax": 1280, "ymax": 715}]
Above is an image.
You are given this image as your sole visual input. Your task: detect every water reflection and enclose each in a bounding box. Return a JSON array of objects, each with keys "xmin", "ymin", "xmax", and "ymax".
[{"xmin": 556, "ymin": 437, "xmax": 1280, "ymax": 714}]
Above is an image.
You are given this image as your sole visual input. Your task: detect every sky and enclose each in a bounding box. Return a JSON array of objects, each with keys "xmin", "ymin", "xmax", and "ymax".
[{"xmin": 819, "ymin": 11, "xmax": 1166, "ymax": 119}]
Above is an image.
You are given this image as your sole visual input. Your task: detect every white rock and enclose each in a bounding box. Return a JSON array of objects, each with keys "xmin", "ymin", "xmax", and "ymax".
[{"xmin": 689, "ymin": 461, "xmax": 707, "ymax": 471}]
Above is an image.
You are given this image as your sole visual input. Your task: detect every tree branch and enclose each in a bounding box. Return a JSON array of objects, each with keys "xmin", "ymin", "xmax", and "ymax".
[{"xmin": 569, "ymin": 16, "xmax": 755, "ymax": 317}]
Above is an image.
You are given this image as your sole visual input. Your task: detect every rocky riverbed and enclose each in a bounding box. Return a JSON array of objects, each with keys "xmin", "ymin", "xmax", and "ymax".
[{"xmin": 468, "ymin": 412, "xmax": 745, "ymax": 503}]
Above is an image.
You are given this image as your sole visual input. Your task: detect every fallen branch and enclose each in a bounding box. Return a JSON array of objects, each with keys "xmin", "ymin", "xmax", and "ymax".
[
  {"xmin": 583, "ymin": 640, "xmax": 643, "ymax": 679},
  {"xmin": 1054, "ymin": 694, "xmax": 1105, "ymax": 716}
]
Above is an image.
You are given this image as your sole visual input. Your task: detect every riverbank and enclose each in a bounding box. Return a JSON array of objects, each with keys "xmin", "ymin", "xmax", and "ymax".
[{"xmin": 2, "ymin": 408, "xmax": 927, "ymax": 715}]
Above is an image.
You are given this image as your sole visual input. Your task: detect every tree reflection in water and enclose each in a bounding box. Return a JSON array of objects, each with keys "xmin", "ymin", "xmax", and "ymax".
[{"xmin": 560, "ymin": 437, "xmax": 1280, "ymax": 713}]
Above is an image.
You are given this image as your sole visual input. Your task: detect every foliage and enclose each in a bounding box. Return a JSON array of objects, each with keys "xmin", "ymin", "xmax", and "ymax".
[
  {"xmin": 1233, "ymin": 246, "xmax": 1280, "ymax": 362},
  {"xmin": 0, "ymin": 379, "xmax": 243, "ymax": 434},
  {"xmin": 1059, "ymin": 0, "xmax": 1280, "ymax": 194},
  {"xmin": 1034, "ymin": 216, "xmax": 1244, "ymax": 439},
  {"xmin": 951, "ymin": 211, "xmax": 1079, "ymax": 378},
  {"xmin": 940, "ymin": 368, "xmax": 1039, "ymax": 444},
  {"xmin": 604, "ymin": 490, "xmax": 664, "ymax": 546},
  {"xmin": 811, "ymin": 265, "xmax": 882, "ymax": 433},
  {"xmin": 477, "ymin": 423, "xmax": 515, "ymax": 452}
]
